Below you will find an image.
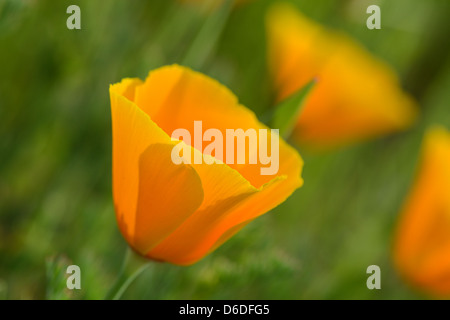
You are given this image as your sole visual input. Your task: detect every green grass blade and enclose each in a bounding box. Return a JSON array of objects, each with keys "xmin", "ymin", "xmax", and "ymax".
[{"xmin": 181, "ymin": 0, "xmax": 233, "ymax": 70}]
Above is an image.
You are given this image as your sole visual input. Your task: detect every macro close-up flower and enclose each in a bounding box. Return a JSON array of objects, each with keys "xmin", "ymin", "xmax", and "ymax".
[
  {"xmin": 109, "ymin": 65, "xmax": 303, "ymax": 266},
  {"xmin": 393, "ymin": 126, "xmax": 450, "ymax": 297},
  {"xmin": 4, "ymin": 0, "xmax": 450, "ymax": 302},
  {"xmin": 266, "ymin": 3, "xmax": 419, "ymax": 149}
]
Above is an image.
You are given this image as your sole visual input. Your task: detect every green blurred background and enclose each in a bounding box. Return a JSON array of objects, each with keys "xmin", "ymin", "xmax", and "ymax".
[{"xmin": 1, "ymin": 0, "xmax": 450, "ymax": 299}]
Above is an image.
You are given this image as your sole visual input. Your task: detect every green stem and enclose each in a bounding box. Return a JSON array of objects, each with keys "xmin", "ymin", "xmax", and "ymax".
[{"xmin": 105, "ymin": 248, "xmax": 151, "ymax": 300}]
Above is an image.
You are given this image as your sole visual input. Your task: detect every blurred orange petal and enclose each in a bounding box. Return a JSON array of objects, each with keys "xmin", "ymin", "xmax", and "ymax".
[
  {"xmin": 393, "ymin": 126, "xmax": 450, "ymax": 297},
  {"xmin": 266, "ymin": 3, "xmax": 418, "ymax": 149}
]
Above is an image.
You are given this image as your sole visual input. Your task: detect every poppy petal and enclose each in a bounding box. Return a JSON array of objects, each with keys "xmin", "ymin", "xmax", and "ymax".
[
  {"xmin": 267, "ymin": 3, "xmax": 418, "ymax": 148},
  {"xmin": 135, "ymin": 64, "xmax": 303, "ymax": 189},
  {"xmin": 110, "ymin": 81, "xmax": 203, "ymax": 253},
  {"xmin": 147, "ymin": 147, "xmax": 302, "ymax": 265},
  {"xmin": 394, "ymin": 127, "xmax": 450, "ymax": 296},
  {"xmin": 134, "ymin": 143, "xmax": 204, "ymax": 255}
]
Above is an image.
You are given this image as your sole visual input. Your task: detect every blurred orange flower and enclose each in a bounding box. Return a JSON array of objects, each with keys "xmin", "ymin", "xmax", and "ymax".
[
  {"xmin": 266, "ymin": 3, "xmax": 418, "ymax": 149},
  {"xmin": 393, "ymin": 126, "xmax": 450, "ymax": 297},
  {"xmin": 109, "ymin": 65, "xmax": 303, "ymax": 265}
]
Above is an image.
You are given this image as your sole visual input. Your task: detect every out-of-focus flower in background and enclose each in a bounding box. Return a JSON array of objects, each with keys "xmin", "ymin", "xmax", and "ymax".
[
  {"xmin": 266, "ymin": 3, "xmax": 419, "ymax": 149},
  {"xmin": 393, "ymin": 126, "xmax": 450, "ymax": 297},
  {"xmin": 109, "ymin": 65, "xmax": 303, "ymax": 266}
]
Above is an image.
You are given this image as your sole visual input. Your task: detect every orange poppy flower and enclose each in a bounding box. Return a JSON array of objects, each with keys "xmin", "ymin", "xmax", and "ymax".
[
  {"xmin": 266, "ymin": 3, "xmax": 418, "ymax": 149},
  {"xmin": 393, "ymin": 126, "xmax": 450, "ymax": 297},
  {"xmin": 109, "ymin": 65, "xmax": 303, "ymax": 265}
]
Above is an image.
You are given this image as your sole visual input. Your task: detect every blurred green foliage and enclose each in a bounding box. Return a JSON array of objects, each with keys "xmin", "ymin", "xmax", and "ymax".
[{"xmin": 0, "ymin": 0, "xmax": 449, "ymax": 299}]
